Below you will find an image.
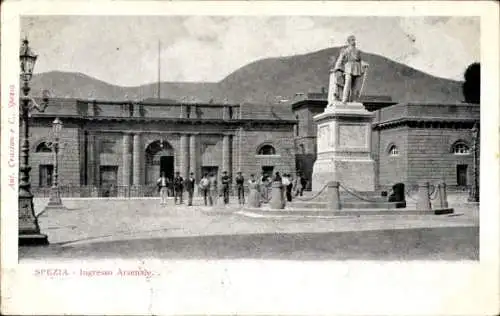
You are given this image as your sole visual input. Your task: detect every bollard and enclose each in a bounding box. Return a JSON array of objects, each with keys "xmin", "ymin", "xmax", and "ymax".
[
  {"xmin": 269, "ymin": 181, "xmax": 285, "ymax": 209},
  {"xmin": 327, "ymin": 181, "xmax": 341, "ymax": 211},
  {"xmin": 416, "ymin": 181, "xmax": 432, "ymax": 212},
  {"xmin": 439, "ymin": 182, "xmax": 449, "ymax": 209}
]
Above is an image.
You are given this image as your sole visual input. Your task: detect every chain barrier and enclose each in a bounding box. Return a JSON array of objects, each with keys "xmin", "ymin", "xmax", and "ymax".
[
  {"xmin": 294, "ymin": 183, "xmax": 329, "ymax": 202},
  {"xmin": 338, "ymin": 183, "xmax": 381, "ymax": 203},
  {"xmin": 429, "ymin": 184, "xmax": 439, "ymax": 200}
]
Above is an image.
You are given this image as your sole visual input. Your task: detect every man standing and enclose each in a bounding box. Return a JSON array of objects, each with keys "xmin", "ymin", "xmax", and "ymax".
[
  {"xmin": 185, "ymin": 172, "xmax": 196, "ymax": 206},
  {"xmin": 221, "ymin": 171, "xmax": 231, "ymax": 205},
  {"xmin": 199, "ymin": 173, "xmax": 210, "ymax": 206},
  {"xmin": 282, "ymin": 173, "xmax": 292, "ymax": 202},
  {"xmin": 333, "ymin": 35, "xmax": 369, "ymax": 103},
  {"xmin": 287, "ymin": 174, "xmax": 294, "ymax": 201},
  {"xmin": 173, "ymin": 171, "xmax": 184, "ymax": 204},
  {"xmin": 235, "ymin": 171, "xmax": 245, "ymax": 205},
  {"xmin": 157, "ymin": 172, "xmax": 168, "ymax": 206},
  {"xmin": 294, "ymin": 172, "xmax": 304, "ymax": 197}
]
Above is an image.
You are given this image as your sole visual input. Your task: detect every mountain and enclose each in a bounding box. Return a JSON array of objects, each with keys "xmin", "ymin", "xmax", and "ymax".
[{"xmin": 30, "ymin": 47, "xmax": 464, "ymax": 104}]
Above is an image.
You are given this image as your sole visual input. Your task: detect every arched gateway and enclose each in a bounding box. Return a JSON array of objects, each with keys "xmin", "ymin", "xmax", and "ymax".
[{"xmin": 145, "ymin": 140, "xmax": 175, "ymax": 184}]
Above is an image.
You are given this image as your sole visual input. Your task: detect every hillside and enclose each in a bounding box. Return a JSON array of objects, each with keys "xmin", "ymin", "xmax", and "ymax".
[{"xmin": 30, "ymin": 47, "xmax": 464, "ymax": 104}]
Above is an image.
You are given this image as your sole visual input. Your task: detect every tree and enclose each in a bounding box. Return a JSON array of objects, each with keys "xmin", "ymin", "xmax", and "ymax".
[{"xmin": 462, "ymin": 62, "xmax": 480, "ymax": 104}]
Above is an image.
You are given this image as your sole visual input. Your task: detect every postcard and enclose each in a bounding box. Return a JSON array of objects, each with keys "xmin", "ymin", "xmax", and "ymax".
[{"xmin": 1, "ymin": 1, "xmax": 499, "ymax": 315}]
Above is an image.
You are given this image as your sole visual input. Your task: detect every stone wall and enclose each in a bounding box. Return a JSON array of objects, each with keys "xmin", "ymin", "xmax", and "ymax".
[
  {"xmin": 29, "ymin": 122, "xmax": 81, "ymax": 187},
  {"xmin": 378, "ymin": 126, "xmax": 409, "ymax": 186},
  {"xmin": 406, "ymin": 128, "xmax": 475, "ymax": 185},
  {"xmin": 239, "ymin": 127, "xmax": 295, "ymax": 179}
]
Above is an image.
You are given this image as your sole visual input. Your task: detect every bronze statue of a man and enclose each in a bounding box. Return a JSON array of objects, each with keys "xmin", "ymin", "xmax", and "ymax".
[{"xmin": 332, "ymin": 35, "xmax": 369, "ymax": 103}]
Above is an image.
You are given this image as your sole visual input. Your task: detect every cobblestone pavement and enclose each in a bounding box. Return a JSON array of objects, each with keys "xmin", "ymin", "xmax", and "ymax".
[{"xmin": 19, "ymin": 196, "xmax": 479, "ymax": 260}]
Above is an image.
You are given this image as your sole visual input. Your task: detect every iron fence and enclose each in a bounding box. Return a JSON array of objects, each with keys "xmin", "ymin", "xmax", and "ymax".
[{"xmin": 32, "ymin": 184, "xmax": 274, "ymax": 198}]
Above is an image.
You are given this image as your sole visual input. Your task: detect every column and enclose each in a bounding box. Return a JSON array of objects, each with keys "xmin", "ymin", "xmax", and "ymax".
[
  {"xmin": 86, "ymin": 132, "xmax": 95, "ymax": 186},
  {"xmin": 180, "ymin": 134, "xmax": 190, "ymax": 179},
  {"xmin": 132, "ymin": 133, "xmax": 142, "ymax": 185},
  {"xmin": 189, "ymin": 134, "xmax": 199, "ymax": 181},
  {"xmin": 222, "ymin": 134, "xmax": 233, "ymax": 177},
  {"xmin": 122, "ymin": 133, "xmax": 132, "ymax": 186},
  {"xmin": 238, "ymin": 127, "xmax": 243, "ymax": 172}
]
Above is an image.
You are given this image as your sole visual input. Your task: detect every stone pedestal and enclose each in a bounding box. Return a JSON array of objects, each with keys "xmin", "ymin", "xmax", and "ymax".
[{"xmin": 312, "ymin": 102, "xmax": 375, "ymax": 192}]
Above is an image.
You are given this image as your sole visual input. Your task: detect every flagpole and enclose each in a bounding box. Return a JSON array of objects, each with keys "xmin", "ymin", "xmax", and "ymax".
[{"xmin": 157, "ymin": 40, "xmax": 161, "ymax": 99}]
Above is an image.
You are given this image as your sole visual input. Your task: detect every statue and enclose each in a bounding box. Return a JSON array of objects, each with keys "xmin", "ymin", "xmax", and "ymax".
[{"xmin": 329, "ymin": 35, "xmax": 369, "ymax": 104}]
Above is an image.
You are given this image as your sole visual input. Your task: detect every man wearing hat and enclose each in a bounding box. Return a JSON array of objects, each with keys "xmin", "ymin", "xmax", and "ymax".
[
  {"xmin": 235, "ymin": 171, "xmax": 245, "ymax": 205},
  {"xmin": 185, "ymin": 172, "xmax": 196, "ymax": 206},
  {"xmin": 173, "ymin": 171, "xmax": 184, "ymax": 204},
  {"xmin": 221, "ymin": 171, "xmax": 231, "ymax": 205}
]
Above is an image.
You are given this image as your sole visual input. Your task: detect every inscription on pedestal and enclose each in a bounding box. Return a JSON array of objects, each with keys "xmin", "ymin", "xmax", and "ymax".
[
  {"xmin": 318, "ymin": 125, "xmax": 330, "ymax": 152},
  {"xmin": 338, "ymin": 124, "xmax": 366, "ymax": 148}
]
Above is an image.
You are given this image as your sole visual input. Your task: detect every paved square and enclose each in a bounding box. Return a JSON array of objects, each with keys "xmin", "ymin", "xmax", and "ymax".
[{"xmin": 19, "ymin": 195, "xmax": 479, "ymax": 261}]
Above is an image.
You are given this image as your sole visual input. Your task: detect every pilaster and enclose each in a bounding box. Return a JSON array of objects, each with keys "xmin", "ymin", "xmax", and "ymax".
[
  {"xmin": 222, "ymin": 134, "xmax": 233, "ymax": 177},
  {"xmin": 180, "ymin": 134, "xmax": 190, "ymax": 179},
  {"xmin": 132, "ymin": 133, "xmax": 143, "ymax": 185},
  {"xmin": 122, "ymin": 132, "xmax": 132, "ymax": 186},
  {"xmin": 189, "ymin": 134, "xmax": 199, "ymax": 181}
]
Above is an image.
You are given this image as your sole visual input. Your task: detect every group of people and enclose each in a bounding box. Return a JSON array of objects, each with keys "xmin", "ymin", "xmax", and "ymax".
[
  {"xmin": 156, "ymin": 170, "xmax": 308, "ymax": 207},
  {"xmin": 259, "ymin": 171, "xmax": 308, "ymax": 202}
]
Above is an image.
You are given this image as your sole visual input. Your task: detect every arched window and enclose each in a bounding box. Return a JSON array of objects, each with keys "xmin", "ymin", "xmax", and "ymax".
[
  {"xmin": 257, "ymin": 144, "xmax": 276, "ymax": 155},
  {"xmin": 35, "ymin": 142, "xmax": 52, "ymax": 153},
  {"xmin": 452, "ymin": 141, "xmax": 471, "ymax": 155},
  {"xmin": 388, "ymin": 144, "xmax": 399, "ymax": 156}
]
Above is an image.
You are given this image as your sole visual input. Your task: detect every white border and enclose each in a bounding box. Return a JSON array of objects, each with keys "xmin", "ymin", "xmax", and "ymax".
[{"xmin": 1, "ymin": 1, "xmax": 499, "ymax": 315}]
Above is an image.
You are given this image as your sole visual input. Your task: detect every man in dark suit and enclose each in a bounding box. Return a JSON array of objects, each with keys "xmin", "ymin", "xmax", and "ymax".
[
  {"xmin": 221, "ymin": 171, "xmax": 231, "ymax": 205},
  {"xmin": 185, "ymin": 172, "xmax": 196, "ymax": 206},
  {"xmin": 174, "ymin": 171, "xmax": 184, "ymax": 204},
  {"xmin": 235, "ymin": 171, "xmax": 245, "ymax": 205}
]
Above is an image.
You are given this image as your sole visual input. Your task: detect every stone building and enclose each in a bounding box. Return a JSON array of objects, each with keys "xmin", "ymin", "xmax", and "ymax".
[
  {"xmin": 291, "ymin": 91, "xmax": 480, "ymax": 191},
  {"xmin": 29, "ymin": 92, "xmax": 479, "ymax": 196},
  {"xmin": 30, "ymin": 98, "xmax": 296, "ymax": 197}
]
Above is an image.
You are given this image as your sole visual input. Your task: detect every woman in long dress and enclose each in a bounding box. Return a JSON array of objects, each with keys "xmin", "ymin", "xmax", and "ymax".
[{"xmin": 247, "ymin": 174, "xmax": 261, "ymax": 208}]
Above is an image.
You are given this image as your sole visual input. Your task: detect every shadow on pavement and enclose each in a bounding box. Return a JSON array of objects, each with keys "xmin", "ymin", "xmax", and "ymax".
[{"xmin": 19, "ymin": 226, "xmax": 479, "ymax": 261}]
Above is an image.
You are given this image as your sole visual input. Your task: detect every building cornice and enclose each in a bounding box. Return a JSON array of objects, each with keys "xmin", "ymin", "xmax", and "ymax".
[
  {"xmin": 373, "ymin": 117, "xmax": 480, "ymax": 130},
  {"xmin": 29, "ymin": 114, "xmax": 296, "ymax": 127}
]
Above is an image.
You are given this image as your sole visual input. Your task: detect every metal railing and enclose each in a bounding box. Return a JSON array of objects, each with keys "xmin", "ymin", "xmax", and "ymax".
[{"xmin": 32, "ymin": 184, "xmax": 273, "ymax": 198}]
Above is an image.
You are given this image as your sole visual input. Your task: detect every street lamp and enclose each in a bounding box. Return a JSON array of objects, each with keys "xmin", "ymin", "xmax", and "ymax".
[
  {"xmin": 19, "ymin": 37, "xmax": 50, "ymax": 246},
  {"xmin": 468, "ymin": 122, "xmax": 480, "ymax": 202},
  {"xmin": 44, "ymin": 118, "xmax": 65, "ymax": 210}
]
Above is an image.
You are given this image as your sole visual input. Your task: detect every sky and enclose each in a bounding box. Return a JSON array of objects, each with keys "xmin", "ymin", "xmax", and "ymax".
[{"xmin": 21, "ymin": 16, "xmax": 480, "ymax": 87}]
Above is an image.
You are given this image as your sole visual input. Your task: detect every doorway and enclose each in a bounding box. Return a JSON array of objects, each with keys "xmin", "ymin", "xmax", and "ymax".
[
  {"xmin": 160, "ymin": 156, "xmax": 174, "ymax": 180},
  {"xmin": 262, "ymin": 166, "xmax": 274, "ymax": 180},
  {"xmin": 456, "ymin": 164, "xmax": 468, "ymax": 186},
  {"xmin": 100, "ymin": 165, "xmax": 118, "ymax": 197}
]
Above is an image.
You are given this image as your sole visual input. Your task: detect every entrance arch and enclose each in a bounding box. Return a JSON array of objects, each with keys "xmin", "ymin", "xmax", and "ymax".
[{"xmin": 145, "ymin": 140, "xmax": 174, "ymax": 185}]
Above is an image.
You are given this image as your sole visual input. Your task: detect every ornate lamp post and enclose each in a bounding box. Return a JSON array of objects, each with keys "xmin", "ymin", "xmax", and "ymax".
[
  {"xmin": 19, "ymin": 37, "xmax": 50, "ymax": 246},
  {"xmin": 468, "ymin": 123, "xmax": 480, "ymax": 202},
  {"xmin": 44, "ymin": 118, "xmax": 65, "ymax": 210}
]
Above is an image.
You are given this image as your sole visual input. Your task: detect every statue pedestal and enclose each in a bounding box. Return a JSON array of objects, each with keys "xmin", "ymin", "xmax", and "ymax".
[{"xmin": 312, "ymin": 102, "xmax": 376, "ymax": 192}]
